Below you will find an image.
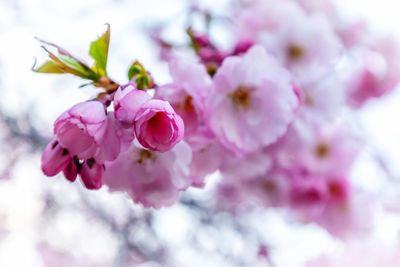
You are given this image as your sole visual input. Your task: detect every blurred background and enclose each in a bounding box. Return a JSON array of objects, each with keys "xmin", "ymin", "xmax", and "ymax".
[{"xmin": 0, "ymin": 0, "xmax": 399, "ymax": 266}]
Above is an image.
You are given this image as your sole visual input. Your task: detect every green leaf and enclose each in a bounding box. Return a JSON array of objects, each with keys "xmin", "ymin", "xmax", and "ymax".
[
  {"xmin": 89, "ymin": 24, "xmax": 110, "ymax": 77},
  {"xmin": 127, "ymin": 61, "xmax": 143, "ymax": 81},
  {"xmin": 34, "ymin": 45, "xmax": 100, "ymax": 80},
  {"xmin": 127, "ymin": 61, "xmax": 154, "ymax": 90},
  {"xmin": 136, "ymin": 76, "xmax": 149, "ymax": 89},
  {"xmin": 58, "ymin": 55, "xmax": 97, "ymax": 78},
  {"xmin": 33, "ymin": 60, "xmax": 65, "ymax": 73}
]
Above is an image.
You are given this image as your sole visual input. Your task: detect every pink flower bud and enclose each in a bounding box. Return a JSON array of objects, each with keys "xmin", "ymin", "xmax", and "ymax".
[
  {"xmin": 62, "ymin": 159, "xmax": 78, "ymax": 182},
  {"xmin": 114, "ymin": 83, "xmax": 152, "ymax": 124},
  {"xmin": 80, "ymin": 159, "xmax": 104, "ymax": 190},
  {"xmin": 134, "ymin": 99, "xmax": 184, "ymax": 152},
  {"xmin": 41, "ymin": 139, "xmax": 71, "ymax": 177},
  {"xmin": 232, "ymin": 38, "xmax": 254, "ymax": 55}
]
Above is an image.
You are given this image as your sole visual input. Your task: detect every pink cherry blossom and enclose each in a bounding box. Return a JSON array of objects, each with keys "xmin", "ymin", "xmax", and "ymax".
[
  {"xmin": 259, "ymin": 14, "xmax": 342, "ymax": 83},
  {"xmin": 42, "ymin": 102, "xmax": 127, "ymax": 191},
  {"xmin": 188, "ymin": 136, "xmax": 224, "ymax": 187},
  {"xmin": 236, "ymin": 0, "xmax": 305, "ymax": 39},
  {"xmin": 134, "ymin": 99, "xmax": 184, "ymax": 152},
  {"xmin": 297, "ymin": 73, "xmax": 346, "ymax": 122},
  {"xmin": 114, "ymin": 83, "xmax": 152, "ymax": 124},
  {"xmin": 220, "ymin": 150, "xmax": 272, "ymax": 181},
  {"xmin": 274, "ymin": 121, "xmax": 361, "ymax": 178},
  {"xmin": 244, "ymin": 168, "xmax": 291, "ymax": 207},
  {"xmin": 289, "ymin": 171, "xmax": 329, "ymax": 212},
  {"xmin": 155, "ymin": 56, "xmax": 213, "ymax": 138},
  {"xmin": 54, "ymin": 101, "xmax": 122, "ymax": 163},
  {"xmin": 207, "ymin": 45, "xmax": 298, "ymax": 155},
  {"xmin": 345, "ymin": 37, "xmax": 400, "ymax": 107},
  {"xmin": 104, "ymin": 142, "xmax": 192, "ymax": 208},
  {"xmin": 314, "ymin": 191, "xmax": 377, "ymax": 237}
]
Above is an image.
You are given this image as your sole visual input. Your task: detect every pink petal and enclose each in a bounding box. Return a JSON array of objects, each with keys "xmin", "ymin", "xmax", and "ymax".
[
  {"xmin": 69, "ymin": 101, "xmax": 106, "ymax": 124},
  {"xmin": 80, "ymin": 160, "xmax": 104, "ymax": 190},
  {"xmin": 41, "ymin": 139, "xmax": 71, "ymax": 177}
]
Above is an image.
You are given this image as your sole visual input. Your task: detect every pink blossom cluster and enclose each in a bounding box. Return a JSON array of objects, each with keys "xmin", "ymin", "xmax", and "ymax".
[
  {"xmin": 41, "ymin": 85, "xmax": 187, "ymax": 207},
  {"xmin": 40, "ymin": 0, "xmax": 400, "ymax": 235},
  {"xmin": 199, "ymin": 0, "xmax": 400, "ymax": 236}
]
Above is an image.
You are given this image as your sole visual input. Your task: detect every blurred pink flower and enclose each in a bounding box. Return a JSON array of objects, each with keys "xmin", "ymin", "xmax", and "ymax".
[
  {"xmin": 345, "ymin": 37, "xmax": 400, "ymax": 107},
  {"xmin": 275, "ymin": 121, "xmax": 361, "ymax": 178},
  {"xmin": 236, "ymin": 0, "xmax": 305, "ymax": 39},
  {"xmin": 237, "ymin": 0, "xmax": 342, "ymax": 83},
  {"xmin": 297, "ymin": 73, "xmax": 346, "ymax": 122},
  {"xmin": 207, "ymin": 45, "xmax": 298, "ymax": 155},
  {"xmin": 155, "ymin": 56, "xmax": 213, "ymax": 138},
  {"xmin": 104, "ymin": 142, "xmax": 192, "ymax": 208}
]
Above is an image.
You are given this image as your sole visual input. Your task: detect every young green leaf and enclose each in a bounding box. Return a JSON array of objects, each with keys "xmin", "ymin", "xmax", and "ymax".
[
  {"xmin": 34, "ymin": 41, "xmax": 100, "ymax": 80},
  {"xmin": 127, "ymin": 61, "xmax": 154, "ymax": 90},
  {"xmin": 89, "ymin": 24, "xmax": 110, "ymax": 77},
  {"xmin": 33, "ymin": 60, "xmax": 65, "ymax": 74},
  {"xmin": 127, "ymin": 61, "xmax": 144, "ymax": 81}
]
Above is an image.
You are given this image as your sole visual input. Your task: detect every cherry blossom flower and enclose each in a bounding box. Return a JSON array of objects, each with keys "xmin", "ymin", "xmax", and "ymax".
[
  {"xmin": 134, "ymin": 99, "xmax": 184, "ymax": 152},
  {"xmin": 207, "ymin": 45, "xmax": 298, "ymax": 155},
  {"xmin": 236, "ymin": 0, "xmax": 305, "ymax": 39},
  {"xmin": 104, "ymin": 142, "xmax": 192, "ymax": 208},
  {"xmin": 42, "ymin": 102, "xmax": 125, "ymax": 190},
  {"xmin": 54, "ymin": 101, "xmax": 122, "ymax": 163},
  {"xmin": 114, "ymin": 83, "xmax": 152, "ymax": 124},
  {"xmin": 259, "ymin": 14, "xmax": 342, "ymax": 83},
  {"xmin": 296, "ymin": 73, "xmax": 346, "ymax": 122},
  {"xmin": 155, "ymin": 56, "xmax": 213, "ymax": 139},
  {"xmin": 274, "ymin": 121, "xmax": 361, "ymax": 178},
  {"xmin": 345, "ymin": 37, "xmax": 400, "ymax": 107}
]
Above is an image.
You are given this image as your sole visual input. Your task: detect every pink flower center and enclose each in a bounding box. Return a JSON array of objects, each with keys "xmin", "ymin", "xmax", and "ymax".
[
  {"xmin": 137, "ymin": 149, "xmax": 154, "ymax": 164},
  {"xmin": 303, "ymin": 89, "xmax": 315, "ymax": 106},
  {"xmin": 182, "ymin": 95, "xmax": 195, "ymax": 113},
  {"xmin": 315, "ymin": 143, "xmax": 330, "ymax": 158},
  {"xmin": 261, "ymin": 179, "xmax": 276, "ymax": 193},
  {"xmin": 328, "ymin": 180, "xmax": 348, "ymax": 202},
  {"xmin": 146, "ymin": 112, "xmax": 173, "ymax": 144},
  {"xmin": 230, "ymin": 87, "xmax": 251, "ymax": 109},
  {"xmin": 287, "ymin": 44, "xmax": 305, "ymax": 60},
  {"xmin": 148, "ymin": 112, "xmax": 164, "ymax": 128}
]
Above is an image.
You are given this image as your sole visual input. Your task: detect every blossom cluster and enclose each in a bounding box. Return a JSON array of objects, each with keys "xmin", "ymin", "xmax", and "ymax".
[{"xmin": 38, "ymin": 0, "xmax": 400, "ymax": 236}]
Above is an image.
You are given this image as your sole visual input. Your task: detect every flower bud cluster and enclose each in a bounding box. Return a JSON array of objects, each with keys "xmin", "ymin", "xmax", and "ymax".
[{"xmin": 42, "ymin": 83, "xmax": 186, "ymax": 207}]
